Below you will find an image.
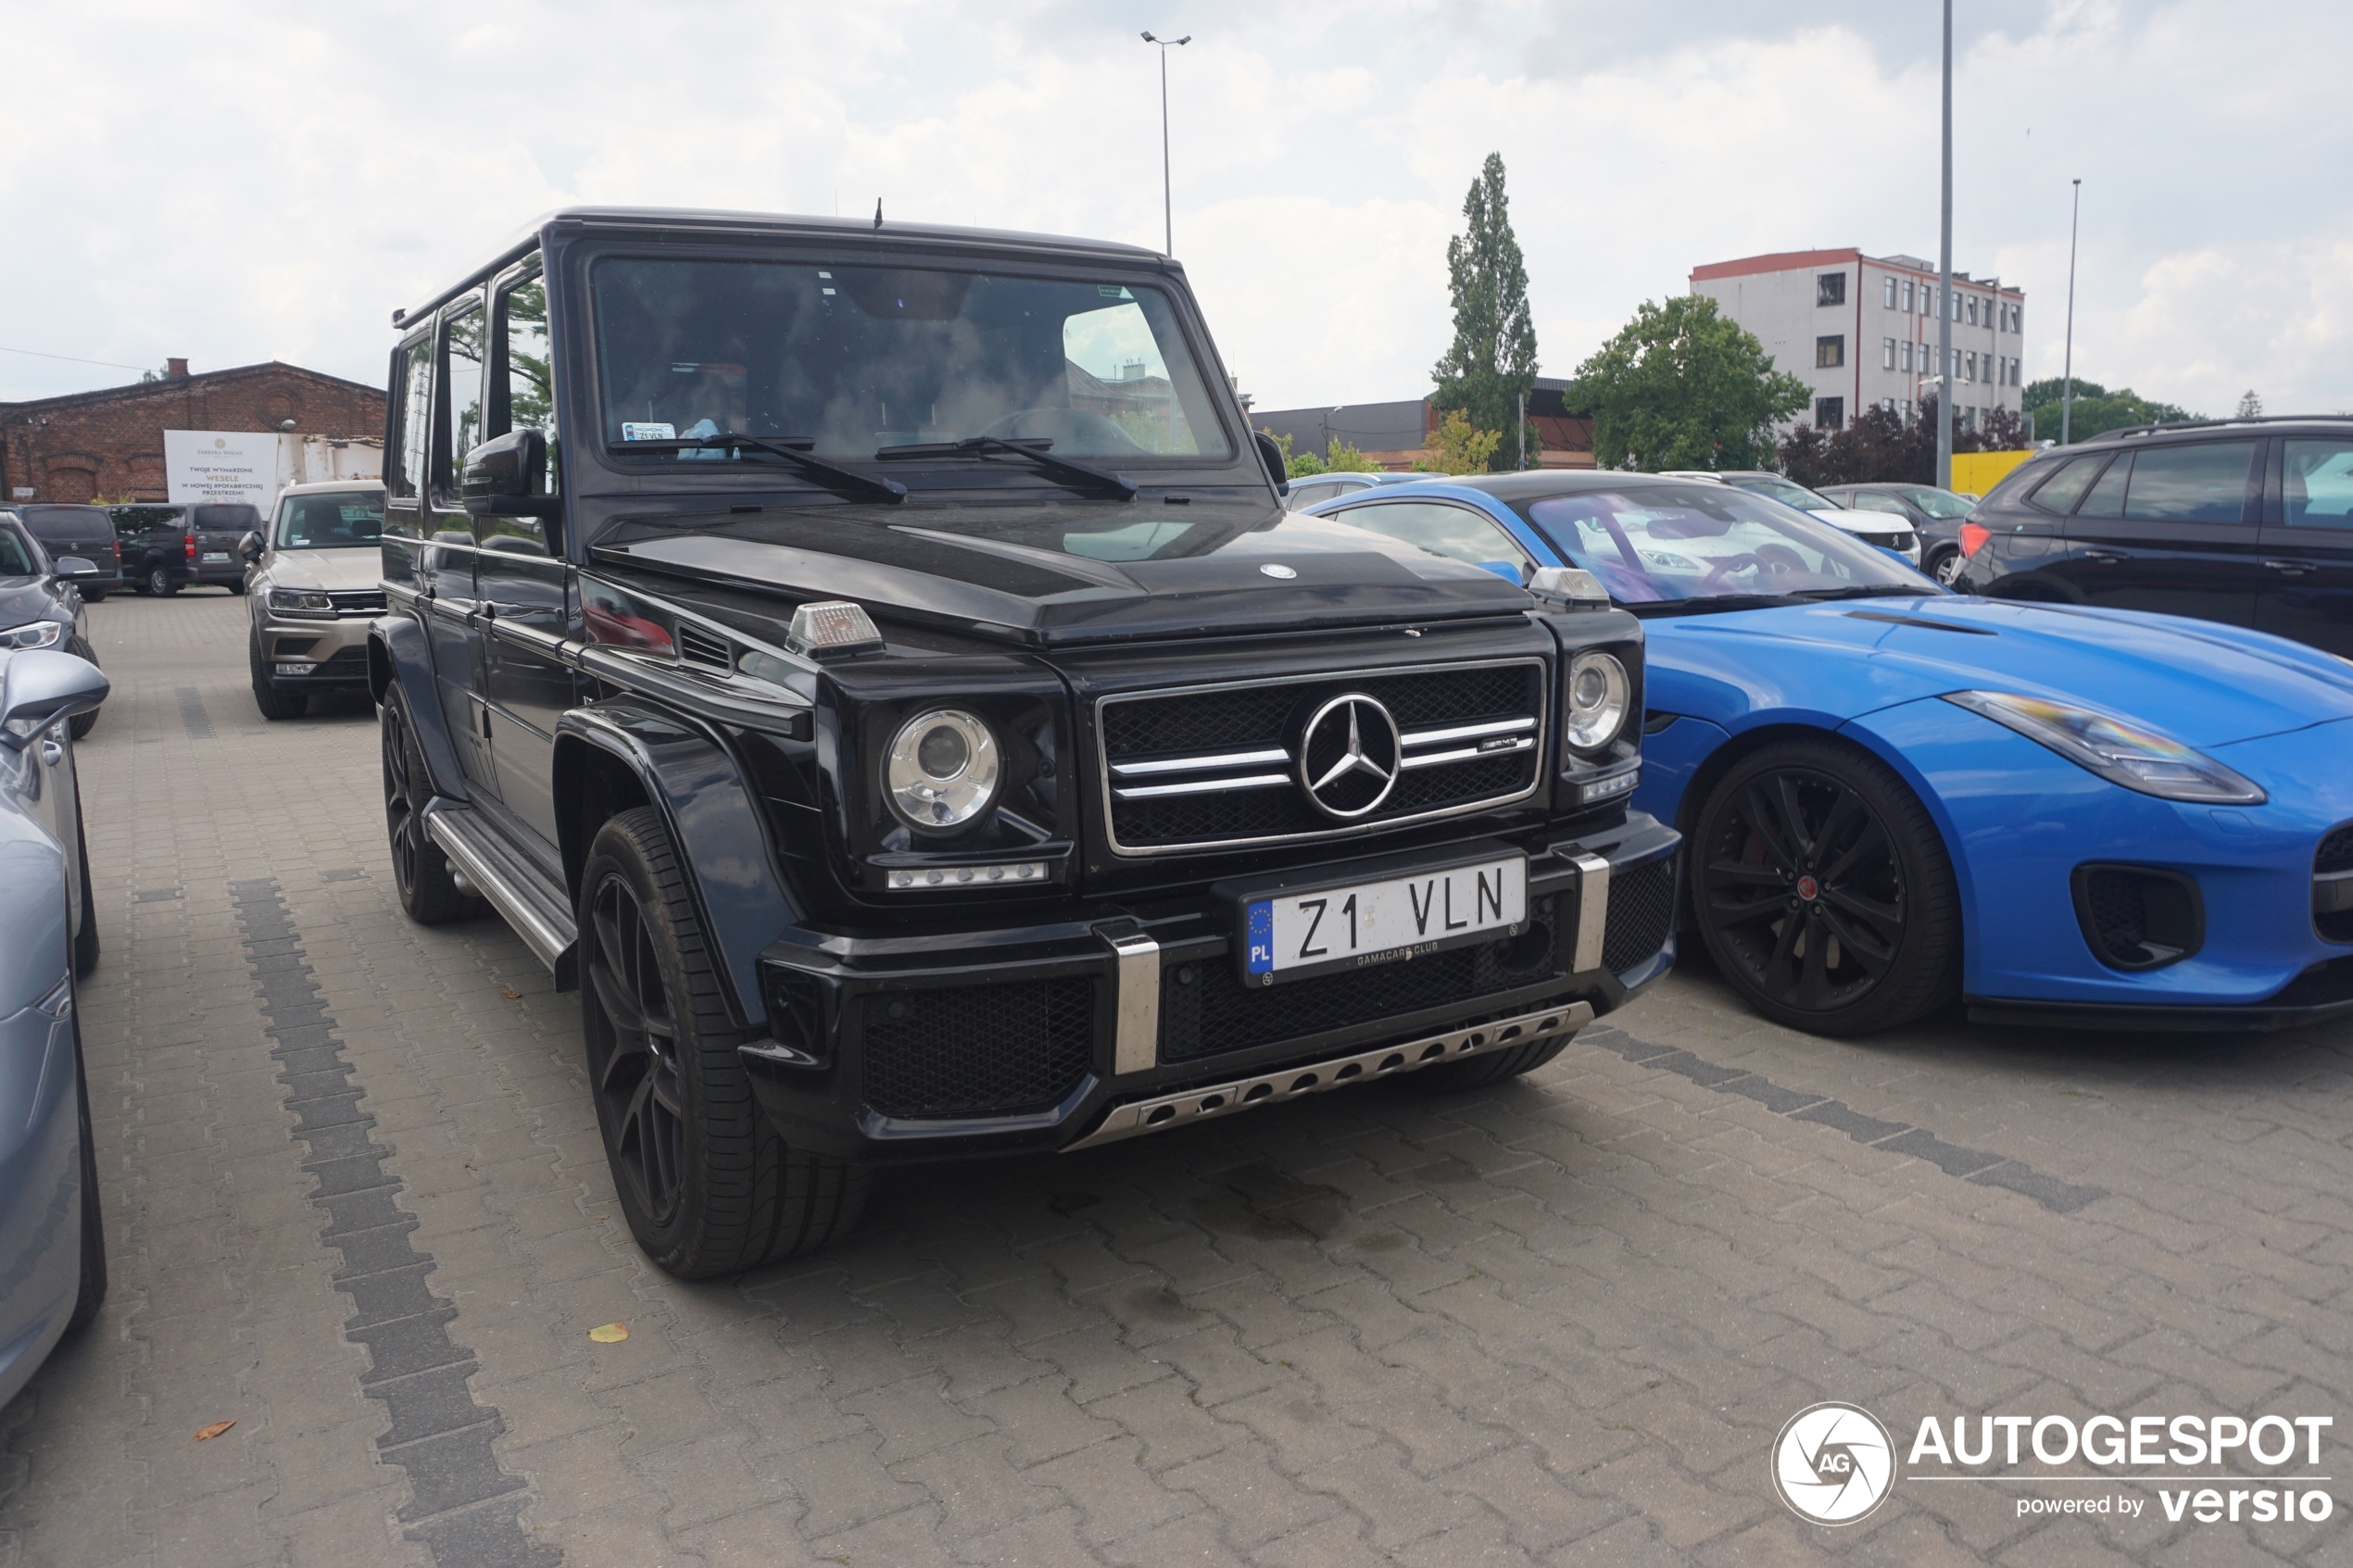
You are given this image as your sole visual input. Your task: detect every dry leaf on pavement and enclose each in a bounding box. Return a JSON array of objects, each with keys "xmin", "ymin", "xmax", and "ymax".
[
  {"xmin": 588, "ymin": 1323, "xmax": 629, "ymax": 1343},
  {"xmin": 194, "ymin": 1420, "xmax": 236, "ymax": 1441}
]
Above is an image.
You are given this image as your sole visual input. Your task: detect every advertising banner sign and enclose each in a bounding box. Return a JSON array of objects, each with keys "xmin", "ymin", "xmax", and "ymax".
[{"xmin": 164, "ymin": 430, "xmax": 276, "ymax": 507}]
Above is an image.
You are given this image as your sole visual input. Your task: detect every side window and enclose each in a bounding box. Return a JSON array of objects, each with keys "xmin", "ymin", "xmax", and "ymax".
[
  {"xmin": 2283, "ymin": 440, "xmax": 2353, "ymax": 528},
  {"xmin": 493, "ymin": 267, "xmax": 559, "ymax": 494},
  {"xmin": 1850, "ymin": 493, "xmax": 1907, "ymax": 516},
  {"xmin": 2075, "ymin": 456, "xmax": 2131, "ymax": 520},
  {"xmin": 393, "ymin": 335, "xmax": 433, "ymax": 502},
  {"xmin": 440, "ymin": 301, "xmax": 486, "ymax": 498},
  {"xmin": 1335, "ymin": 500, "xmax": 1534, "ymax": 578},
  {"xmin": 2029, "ymin": 455, "xmax": 2106, "ymax": 515},
  {"xmin": 2121, "ymin": 441, "xmax": 2258, "ymax": 524}
]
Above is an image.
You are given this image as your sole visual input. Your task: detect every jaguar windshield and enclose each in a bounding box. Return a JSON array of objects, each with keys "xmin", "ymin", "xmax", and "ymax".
[
  {"xmin": 591, "ymin": 257, "xmax": 1235, "ymax": 472},
  {"xmin": 1516, "ymin": 484, "xmax": 1930, "ymax": 608}
]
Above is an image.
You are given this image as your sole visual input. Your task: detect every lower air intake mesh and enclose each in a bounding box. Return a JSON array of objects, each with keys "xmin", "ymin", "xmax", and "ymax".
[
  {"xmin": 861, "ymin": 978, "xmax": 1096, "ymax": 1119},
  {"xmin": 1602, "ymin": 858, "xmax": 1678, "ymax": 976}
]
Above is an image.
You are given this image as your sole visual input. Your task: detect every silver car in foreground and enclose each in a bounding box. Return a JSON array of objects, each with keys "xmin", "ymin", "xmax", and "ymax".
[{"xmin": 0, "ymin": 648, "xmax": 109, "ymax": 1409}]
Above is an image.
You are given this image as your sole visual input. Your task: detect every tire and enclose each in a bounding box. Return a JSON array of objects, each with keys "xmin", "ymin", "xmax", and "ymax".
[
  {"xmin": 250, "ymin": 633, "xmax": 307, "ymax": 721},
  {"xmin": 66, "ymin": 637, "xmax": 99, "ymax": 740},
  {"xmin": 1403, "ymin": 1035, "xmax": 1571, "ymax": 1093},
  {"xmin": 64, "ymin": 1009, "xmax": 107, "ymax": 1336},
  {"xmin": 581, "ymin": 807, "xmax": 868, "ymax": 1276},
  {"xmin": 381, "ymin": 688, "xmax": 478, "ymax": 923},
  {"xmin": 82, "ymin": 589, "xmax": 107, "ymax": 604},
  {"xmin": 73, "ymin": 795, "xmax": 99, "ymax": 979},
  {"xmin": 145, "ymin": 566, "xmax": 178, "ymax": 597},
  {"xmin": 1690, "ymin": 737, "xmax": 1959, "ymax": 1036},
  {"xmin": 1929, "ymin": 547, "xmax": 1965, "ymax": 587},
  {"xmin": 228, "ymin": 579, "xmax": 249, "ymax": 595}
]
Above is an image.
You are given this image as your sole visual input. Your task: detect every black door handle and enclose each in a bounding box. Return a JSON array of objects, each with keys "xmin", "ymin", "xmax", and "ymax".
[
  {"xmin": 2081, "ymin": 549, "xmax": 2128, "ymax": 565},
  {"xmin": 2263, "ymin": 559, "xmax": 2316, "ymax": 576}
]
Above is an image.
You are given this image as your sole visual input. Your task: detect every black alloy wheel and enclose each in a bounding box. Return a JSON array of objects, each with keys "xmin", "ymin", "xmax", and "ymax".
[
  {"xmin": 380, "ymin": 691, "xmax": 476, "ymax": 923},
  {"xmin": 579, "ymin": 808, "xmax": 868, "ymax": 1277},
  {"xmin": 145, "ymin": 566, "xmax": 177, "ymax": 597},
  {"xmin": 64, "ymin": 1005, "xmax": 107, "ymax": 1336},
  {"xmin": 1692, "ymin": 738, "xmax": 1958, "ymax": 1035}
]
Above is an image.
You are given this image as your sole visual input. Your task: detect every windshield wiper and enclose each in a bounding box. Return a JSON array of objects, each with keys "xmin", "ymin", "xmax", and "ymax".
[
  {"xmin": 1789, "ymin": 583, "xmax": 1937, "ymax": 602},
  {"xmin": 872, "ymin": 436, "xmax": 1137, "ymax": 500},
  {"xmin": 617, "ymin": 434, "xmax": 906, "ymax": 506}
]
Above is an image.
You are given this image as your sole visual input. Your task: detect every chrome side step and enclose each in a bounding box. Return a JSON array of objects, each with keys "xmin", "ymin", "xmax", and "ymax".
[
  {"xmin": 423, "ymin": 803, "xmax": 577, "ymax": 975},
  {"xmin": 1063, "ymin": 999, "xmax": 1593, "ymax": 1152}
]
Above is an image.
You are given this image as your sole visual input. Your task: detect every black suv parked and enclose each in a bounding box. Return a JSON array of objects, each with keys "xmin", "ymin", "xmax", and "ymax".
[
  {"xmin": 1957, "ymin": 418, "xmax": 2353, "ymax": 655},
  {"xmin": 371, "ymin": 207, "xmax": 1680, "ymax": 1275},
  {"xmin": 108, "ymin": 503, "xmax": 262, "ymax": 595},
  {"xmin": 12, "ymin": 505, "xmax": 122, "ymax": 599}
]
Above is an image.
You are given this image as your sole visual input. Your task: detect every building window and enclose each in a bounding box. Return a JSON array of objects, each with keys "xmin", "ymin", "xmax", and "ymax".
[
  {"xmin": 1968, "ymin": 296, "xmax": 1981, "ymax": 326},
  {"xmin": 1816, "ymin": 396, "xmax": 1845, "ymax": 429},
  {"xmin": 1883, "ymin": 337, "xmax": 1897, "ymax": 370},
  {"xmin": 1883, "ymin": 277, "xmax": 1898, "ymax": 308},
  {"xmin": 1817, "ymin": 335, "xmax": 1845, "ymax": 369},
  {"xmin": 1899, "ymin": 340, "xmax": 1914, "ymax": 372},
  {"xmin": 1964, "ymin": 351, "xmax": 1977, "ymax": 382},
  {"xmin": 1818, "ymin": 272, "xmax": 1846, "ymax": 307}
]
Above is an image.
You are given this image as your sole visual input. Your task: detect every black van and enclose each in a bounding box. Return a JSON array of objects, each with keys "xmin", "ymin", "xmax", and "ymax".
[
  {"xmin": 13, "ymin": 505, "xmax": 121, "ymax": 599},
  {"xmin": 1956, "ymin": 417, "xmax": 2353, "ymax": 658},
  {"xmin": 108, "ymin": 503, "xmax": 262, "ymax": 595}
]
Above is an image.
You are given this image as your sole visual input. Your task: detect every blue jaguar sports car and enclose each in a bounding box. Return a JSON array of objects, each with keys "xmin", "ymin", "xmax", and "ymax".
[{"xmin": 1307, "ymin": 470, "xmax": 2353, "ymax": 1035}]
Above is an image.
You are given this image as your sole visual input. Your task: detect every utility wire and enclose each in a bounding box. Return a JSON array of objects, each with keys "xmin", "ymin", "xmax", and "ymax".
[{"xmin": 0, "ymin": 345, "xmax": 154, "ymax": 373}]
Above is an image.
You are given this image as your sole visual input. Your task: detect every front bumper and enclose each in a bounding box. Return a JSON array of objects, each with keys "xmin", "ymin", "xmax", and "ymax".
[
  {"xmin": 258, "ymin": 614, "xmax": 374, "ymax": 686},
  {"xmin": 743, "ymin": 812, "xmax": 1680, "ymax": 1163}
]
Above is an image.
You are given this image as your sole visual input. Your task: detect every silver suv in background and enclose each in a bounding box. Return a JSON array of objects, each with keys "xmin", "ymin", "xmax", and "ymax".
[{"xmin": 242, "ymin": 481, "xmax": 386, "ymax": 720}]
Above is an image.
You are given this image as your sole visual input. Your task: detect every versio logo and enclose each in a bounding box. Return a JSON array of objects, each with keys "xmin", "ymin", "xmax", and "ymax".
[{"xmin": 1772, "ymin": 1402, "xmax": 1899, "ymax": 1524}]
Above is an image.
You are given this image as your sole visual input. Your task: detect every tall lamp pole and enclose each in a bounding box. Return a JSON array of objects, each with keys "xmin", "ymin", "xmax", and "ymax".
[
  {"xmin": 1140, "ymin": 31, "xmax": 1190, "ymax": 256},
  {"xmin": 1935, "ymin": 0, "xmax": 1954, "ymax": 490},
  {"xmin": 2060, "ymin": 179, "xmax": 2082, "ymax": 445}
]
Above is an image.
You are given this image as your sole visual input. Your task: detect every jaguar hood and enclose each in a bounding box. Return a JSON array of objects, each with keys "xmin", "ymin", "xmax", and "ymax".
[{"xmin": 1646, "ymin": 595, "xmax": 2353, "ymax": 749}]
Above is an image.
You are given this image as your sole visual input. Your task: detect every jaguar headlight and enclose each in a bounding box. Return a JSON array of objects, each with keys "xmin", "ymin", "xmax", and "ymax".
[
  {"xmin": 886, "ymin": 709, "xmax": 1000, "ymax": 831},
  {"xmin": 1944, "ymin": 691, "xmax": 2266, "ymax": 805},
  {"xmin": 267, "ymin": 587, "xmax": 336, "ymax": 619},
  {"xmin": 0, "ymin": 621, "xmax": 65, "ymax": 651},
  {"xmin": 1564, "ymin": 650, "xmax": 1630, "ymax": 752}
]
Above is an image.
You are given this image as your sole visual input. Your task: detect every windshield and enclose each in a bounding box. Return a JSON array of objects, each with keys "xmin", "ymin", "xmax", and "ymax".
[
  {"xmin": 1899, "ymin": 487, "xmax": 1974, "ymax": 520},
  {"xmin": 591, "ymin": 257, "xmax": 1235, "ymax": 470},
  {"xmin": 1514, "ymin": 484, "xmax": 1929, "ymax": 606},
  {"xmin": 0, "ymin": 525, "xmax": 35, "ymax": 576},
  {"xmin": 275, "ymin": 491, "xmax": 384, "ymax": 549},
  {"xmin": 1722, "ymin": 473, "xmax": 1835, "ymax": 512}
]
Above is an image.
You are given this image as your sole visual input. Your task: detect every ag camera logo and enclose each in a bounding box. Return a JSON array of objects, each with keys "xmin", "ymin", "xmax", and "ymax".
[{"xmin": 1772, "ymin": 1402, "xmax": 1898, "ymax": 1525}]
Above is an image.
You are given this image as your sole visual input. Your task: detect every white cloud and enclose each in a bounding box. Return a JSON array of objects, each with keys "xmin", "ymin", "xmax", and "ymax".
[{"xmin": 0, "ymin": 0, "xmax": 2345, "ymax": 421}]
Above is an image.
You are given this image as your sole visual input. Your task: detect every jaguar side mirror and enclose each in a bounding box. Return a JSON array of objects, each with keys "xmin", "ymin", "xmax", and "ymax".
[
  {"xmin": 0, "ymin": 648, "xmax": 109, "ymax": 749},
  {"xmin": 1252, "ymin": 431, "xmax": 1290, "ymax": 498},
  {"xmin": 53, "ymin": 556, "xmax": 99, "ymax": 579}
]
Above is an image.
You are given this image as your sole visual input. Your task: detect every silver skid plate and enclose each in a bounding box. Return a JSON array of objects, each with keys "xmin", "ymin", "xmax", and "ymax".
[{"xmin": 1062, "ymin": 1000, "xmax": 1593, "ymax": 1152}]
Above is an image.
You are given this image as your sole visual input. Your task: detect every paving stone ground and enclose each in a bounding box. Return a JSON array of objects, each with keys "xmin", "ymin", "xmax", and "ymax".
[{"xmin": 0, "ymin": 591, "xmax": 2346, "ymax": 1567}]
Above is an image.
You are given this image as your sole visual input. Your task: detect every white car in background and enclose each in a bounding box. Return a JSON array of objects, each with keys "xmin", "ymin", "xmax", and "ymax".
[{"xmin": 1656, "ymin": 470, "xmax": 1922, "ymax": 565}]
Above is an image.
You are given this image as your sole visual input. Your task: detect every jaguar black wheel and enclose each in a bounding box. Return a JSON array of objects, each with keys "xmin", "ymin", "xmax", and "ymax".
[
  {"xmin": 1692, "ymin": 738, "xmax": 1958, "ymax": 1035},
  {"xmin": 580, "ymin": 808, "xmax": 868, "ymax": 1276},
  {"xmin": 380, "ymin": 691, "xmax": 475, "ymax": 922}
]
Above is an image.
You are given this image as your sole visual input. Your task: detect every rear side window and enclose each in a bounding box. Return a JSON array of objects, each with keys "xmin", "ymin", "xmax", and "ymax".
[
  {"xmin": 2283, "ymin": 439, "xmax": 2353, "ymax": 528},
  {"xmin": 0, "ymin": 525, "xmax": 35, "ymax": 576},
  {"xmin": 2118, "ymin": 442, "xmax": 2259, "ymax": 523},
  {"xmin": 391, "ymin": 335, "xmax": 433, "ymax": 500},
  {"xmin": 2029, "ymin": 455, "xmax": 2106, "ymax": 515}
]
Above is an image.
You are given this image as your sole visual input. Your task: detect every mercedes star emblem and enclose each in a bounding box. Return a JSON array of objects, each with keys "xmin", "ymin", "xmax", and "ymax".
[
  {"xmin": 1259, "ymin": 563, "xmax": 1298, "ymax": 579},
  {"xmin": 1298, "ymin": 694, "xmax": 1401, "ymax": 819}
]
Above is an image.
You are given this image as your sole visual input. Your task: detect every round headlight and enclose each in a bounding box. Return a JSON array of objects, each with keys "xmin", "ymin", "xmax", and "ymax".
[
  {"xmin": 1565, "ymin": 651, "xmax": 1629, "ymax": 751},
  {"xmin": 886, "ymin": 709, "xmax": 1000, "ymax": 831}
]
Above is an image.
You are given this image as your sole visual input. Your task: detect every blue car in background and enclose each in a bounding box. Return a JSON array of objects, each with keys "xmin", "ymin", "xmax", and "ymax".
[
  {"xmin": 0, "ymin": 648, "xmax": 109, "ymax": 1409},
  {"xmin": 1307, "ymin": 471, "xmax": 2353, "ymax": 1035}
]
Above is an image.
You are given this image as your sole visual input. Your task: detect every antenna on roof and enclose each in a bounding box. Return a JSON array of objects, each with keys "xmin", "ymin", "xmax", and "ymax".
[{"xmin": 874, "ymin": 199, "xmax": 883, "ymax": 230}]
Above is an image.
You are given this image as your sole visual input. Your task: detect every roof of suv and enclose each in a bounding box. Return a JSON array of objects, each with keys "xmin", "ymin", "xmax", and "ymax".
[
  {"xmin": 277, "ymin": 479, "xmax": 385, "ymax": 497},
  {"xmin": 2070, "ymin": 414, "xmax": 2353, "ymax": 446},
  {"xmin": 395, "ymin": 206, "xmax": 1173, "ymax": 329}
]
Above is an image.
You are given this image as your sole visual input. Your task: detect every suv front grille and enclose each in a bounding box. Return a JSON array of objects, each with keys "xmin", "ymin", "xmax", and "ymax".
[
  {"xmin": 329, "ymin": 590, "xmax": 388, "ymax": 617},
  {"xmin": 1158, "ymin": 896, "xmax": 1561, "ymax": 1063},
  {"xmin": 860, "ymin": 977, "xmax": 1096, "ymax": 1119},
  {"xmin": 1099, "ymin": 660, "xmax": 1545, "ymax": 853}
]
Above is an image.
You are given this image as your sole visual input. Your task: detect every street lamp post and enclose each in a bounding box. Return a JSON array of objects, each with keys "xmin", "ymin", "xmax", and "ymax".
[
  {"xmin": 1140, "ymin": 31, "xmax": 1190, "ymax": 257},
  {"xmin": 1936, "ymin": 0, "xmax": 1954, "ymax": 490},
  {"xmin": 2061, "ymin": 179, "xmax": 2082, "ymax": 445}
]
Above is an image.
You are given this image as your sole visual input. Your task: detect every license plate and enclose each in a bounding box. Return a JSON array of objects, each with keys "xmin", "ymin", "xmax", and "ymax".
[
  {"xmin": 202, "ymin": 551, "xmax": 230, "ymax": 562},
  {"xmin": 1243, "ymin": 854, "xmax": 1527, "ymax": 985}
]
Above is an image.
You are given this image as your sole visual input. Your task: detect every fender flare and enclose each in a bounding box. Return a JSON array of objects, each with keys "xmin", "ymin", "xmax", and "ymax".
[
  {"xmin": 554, "ymin": 701, "xmax": 802, "ymax": 1031},
  {"xmin": 367, "ymin": 615, "xmax": 470, "ymax": 805}
]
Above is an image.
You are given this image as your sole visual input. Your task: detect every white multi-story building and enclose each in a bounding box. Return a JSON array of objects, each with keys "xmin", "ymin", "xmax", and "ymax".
[{"xmin": 1690, "ymin": 249, "xmax": 2025, "ymax": 434}]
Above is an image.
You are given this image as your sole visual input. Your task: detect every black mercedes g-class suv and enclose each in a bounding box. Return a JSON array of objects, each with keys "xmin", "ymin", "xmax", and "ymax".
[{"xmin": 370, "ymin": 207, "xmax": 1680, "ymax": 1276}]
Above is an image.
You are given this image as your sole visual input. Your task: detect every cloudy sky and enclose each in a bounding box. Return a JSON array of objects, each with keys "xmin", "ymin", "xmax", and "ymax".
[{"xmin": 3, "ymin": 1, "xmax": 2343, "ymax": 420}]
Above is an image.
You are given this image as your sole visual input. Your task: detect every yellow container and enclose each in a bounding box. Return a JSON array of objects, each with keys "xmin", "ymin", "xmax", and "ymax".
[{"xmin": 1949, "ymin": 449, "xmax": 2036, "ymax": 499}]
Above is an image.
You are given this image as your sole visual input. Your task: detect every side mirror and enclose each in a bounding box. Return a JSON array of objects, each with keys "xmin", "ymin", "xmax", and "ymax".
[
  {"xmin": 239, "ymin": 531, "xmax": 264, "ymax": 563},
  {"xmin": 462, "ymin": 429, "xmax": 562, "ymax": 521},
  {"xmin": 0, "ymin": 648, "xmax": 109, "ymax": 748},
  {"xmin": 1252, "ymin": 431, "xmax": 1290, "ymax": 498},
  {"xmin": 1529, "ymin": 566, "xmax": 1612, "ymax": 608},
  {"xmin": 54, "ymin": 556, "xmax": 99, "ymax": 579}
]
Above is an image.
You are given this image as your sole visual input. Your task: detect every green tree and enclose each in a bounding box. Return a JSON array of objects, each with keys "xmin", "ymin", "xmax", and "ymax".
[
  {"xmin": 1575, "ymin": 295, "xmax": 1808, "ymax": 470},
  {"xmin": 1425, "ymin": 408, "xmax": 1503, "ymax": 475},
  {"xmin": 2020, "ymin": 377, "xmax": 2196, "ymax": 445},
  {"xmin": 1322, "ymin": 437, "xmax": 1381, "ymax": 473},
  {"xmin": 1432, "ymin": 153, "xmax": 1539, "ymax": 470}
]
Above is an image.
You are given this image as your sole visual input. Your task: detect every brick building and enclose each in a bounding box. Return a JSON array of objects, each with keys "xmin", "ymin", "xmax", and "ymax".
[
  {"xmin": 1253, "ymin": 377, "xmax": 1597, "ymax": 471},
  {"xmin": 1, "ymin": 358, "xmax": 384, "ymax": 504}
]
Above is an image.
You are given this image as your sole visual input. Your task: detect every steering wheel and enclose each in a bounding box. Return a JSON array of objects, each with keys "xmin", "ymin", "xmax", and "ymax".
[
  {"xmin": 1699, "ymin": 553, "xmax": 1769, "ymax": 592},
  {"xmin": 980, "ymin": 408, "xmax": 1149, "ymax": 455}
]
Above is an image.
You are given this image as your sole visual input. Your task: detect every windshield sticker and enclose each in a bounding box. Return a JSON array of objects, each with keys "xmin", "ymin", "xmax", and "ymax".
[{"xmin": 622, "ymin": 422, "xmax": 676, "ymax": 442}]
